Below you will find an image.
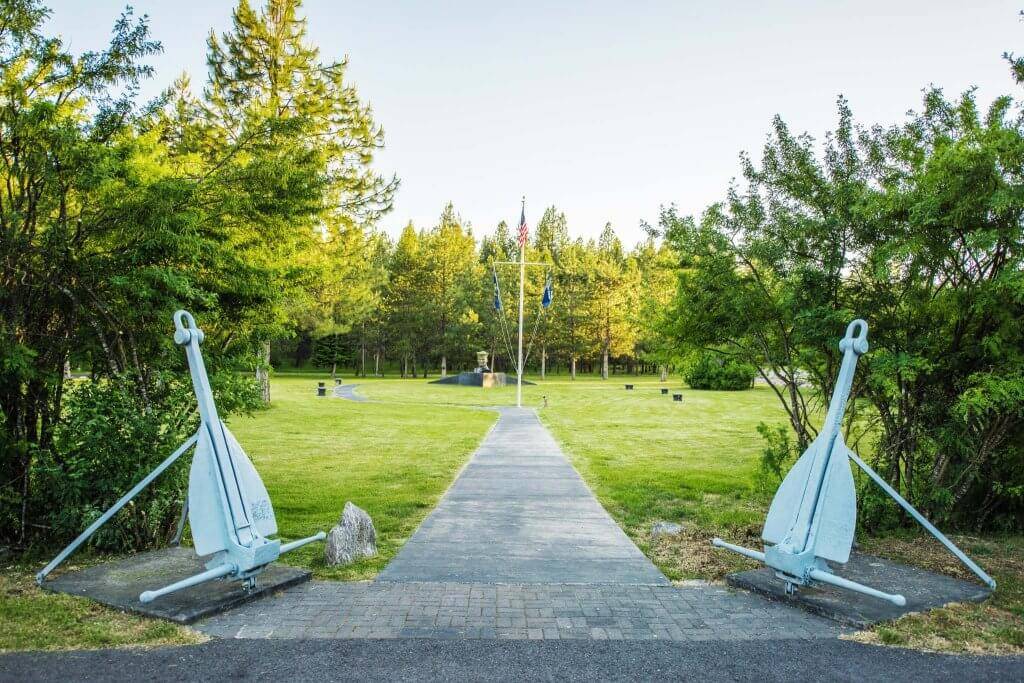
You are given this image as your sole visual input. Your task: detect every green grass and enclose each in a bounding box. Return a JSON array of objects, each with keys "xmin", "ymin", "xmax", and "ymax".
[
  {"xmin": 359, "ymin": 375, "xmax": 777, "ymax": 579},
  {"xmin": 361, "ymin": 374, "xmax": 1024, "ymax": 654},
  {"xmin": 538, "ymin": 380, "xmax": 774, "ymax": 536},
  {"xmin": 0, "ymin": 567, "xmax": 202, "ymax": 652},
  {"xmin": 230, "ymin": 374, "xmax": 496, "ymax": 580},
  {"xmin": 0, "ymin": 373, "xmax": 495, "ymax": 651},
  {"xmin": 4, "ymin": 372, "xmax": 1020, "ymax": 654}
]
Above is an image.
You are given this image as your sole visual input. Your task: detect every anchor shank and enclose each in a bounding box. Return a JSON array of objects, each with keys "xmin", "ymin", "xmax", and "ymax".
[{"xmin": 784, "ymin": 321, "xmax": 868, "ymax": 555}]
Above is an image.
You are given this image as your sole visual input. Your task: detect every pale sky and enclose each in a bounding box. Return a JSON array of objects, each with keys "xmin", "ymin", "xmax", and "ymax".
[{"xmin": 46, "ymin": 0, "xmax": 1022, "ymax": 244}]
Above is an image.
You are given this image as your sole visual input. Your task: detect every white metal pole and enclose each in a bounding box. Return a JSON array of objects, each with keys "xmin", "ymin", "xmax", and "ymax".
[
  {"xmin": 516, "ymin": 224, "xmax": 526, "ymax": 409},
  {"xmin": 37, "ymin": 433, "xmax": 199, "ymax": 584}
]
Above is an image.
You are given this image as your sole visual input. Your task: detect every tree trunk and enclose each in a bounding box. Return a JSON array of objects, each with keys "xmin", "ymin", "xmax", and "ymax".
[
  {"xmin": 256, "ymin": 341, "xmax": 271, "ymax": 404},
  {"xmin": 601, "ymin": 347, "xmax": 609, "ymax": 380},
  {"xmin": 441, "ymin": 354, "xmax": 447, "ymax": 378},
  {"xmin": 571, "ymin": 356, "xmax": 577, "ymax": 380},
  {"xmin": 541, "ymin": 345, "xmax": 546, "ymax": 379},
  {"xmin": 402, "ymin": 355, "xmax": 408, "ymax": 378},
  {"xmin": 331, "ymin": 361, "xmax": 337, "ymax": 378},
  {"xmin": 660, "ymin": 365, "xmax": 668, "ymax": 382},
  {"xmin": 374, "ymin": 349, "xmax": 380, "ymax": 377}
]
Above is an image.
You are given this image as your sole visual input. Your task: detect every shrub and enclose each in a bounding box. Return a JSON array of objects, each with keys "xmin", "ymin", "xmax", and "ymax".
[
  {"xmin": 755, "ymin": 422, "xmax": 798, "ymax": 498},
  {"xmin": 30, "ymin": 371, "xmax": 261, "ymax": 552},
  {"xmin": 684, "ymin": 353, "xmax": 756, "ymax": 390}
]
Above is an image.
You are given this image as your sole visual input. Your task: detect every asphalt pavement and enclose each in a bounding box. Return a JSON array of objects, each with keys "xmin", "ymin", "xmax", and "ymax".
[{"xmin": 2, "ymin": 637, "xmax": 1022, "ymax": 682}]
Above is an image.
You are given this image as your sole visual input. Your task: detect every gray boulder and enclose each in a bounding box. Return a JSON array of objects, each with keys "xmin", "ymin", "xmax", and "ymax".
[
  {"xmin": 650, "ymin": 521, "xmax": 684, "ymax": 538},
  {"xmin": 325, "ymin": 502, "xmax": 377, "ymax": 566}
]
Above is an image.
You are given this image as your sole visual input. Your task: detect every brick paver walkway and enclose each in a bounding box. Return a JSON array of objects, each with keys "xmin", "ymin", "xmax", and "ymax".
[
  {"xmin": 196, "ymin": 407, "xmax": 840, "ymax": 641},
  {"xmin": 198, "ymin": 581, "xmax": 837, "ymax": 641}
]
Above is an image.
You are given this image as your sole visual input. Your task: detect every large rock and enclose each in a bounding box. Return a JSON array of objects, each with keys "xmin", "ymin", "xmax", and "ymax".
[{"xmin": 325, "ymin": 502, "xmax": 377, "ymax": 566}]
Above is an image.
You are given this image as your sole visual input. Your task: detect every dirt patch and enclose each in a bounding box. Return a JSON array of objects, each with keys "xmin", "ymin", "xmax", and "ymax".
[
  {"xmin": 641, "ymin": 524, "xmax": 763, "ymax": 581},
  {"xmin": 859, "ymin": 535, "xmax": 1021, "ymax": 585}
]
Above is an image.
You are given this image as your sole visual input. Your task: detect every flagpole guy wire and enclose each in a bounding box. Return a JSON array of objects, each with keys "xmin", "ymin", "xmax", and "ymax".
[
  {"xmin": 490, "ymin": 263, "xmax": 519, "ymax": 374},
  {"xmin": 490, "ymin": 197, "xmax": 555, "ymax": 408}
]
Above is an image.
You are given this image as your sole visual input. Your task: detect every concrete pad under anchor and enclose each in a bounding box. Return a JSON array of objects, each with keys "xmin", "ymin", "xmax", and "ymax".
[
  {"xmin": 41, "ymin": 546, "xmax": 311, "ymax": 625},
  {"xmin": 726, "ymin": 552, "xmax": 992, "ymax": 628}
]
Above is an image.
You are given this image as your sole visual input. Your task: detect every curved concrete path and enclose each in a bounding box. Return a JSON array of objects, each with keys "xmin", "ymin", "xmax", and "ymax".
[{"xmin": 332, "ymin": 383, "xmax": 367, "ymax": 402}]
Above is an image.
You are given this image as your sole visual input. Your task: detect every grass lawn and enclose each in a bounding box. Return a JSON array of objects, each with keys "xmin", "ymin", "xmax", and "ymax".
[
  {"xmin": 1, "ymin": 373, "xmax": 494, "ymax": 651},
  {"xmin": 0, "ymin": 566, "xmax": 204, "ymax": 652},
  {"xmin": 361, "ymin": 374, "xmax": 1024, "ymax": 654},
  {"xmin": 360, "ymin": 375, "xmax": 776, "ymax": 579},
  {"xmin": 230, "ymin": 374, "xmax": 495, "ymax": 580},
  {"xmin": 3, "ymin": 372, "xmax": 1019, "ymax": 654}
]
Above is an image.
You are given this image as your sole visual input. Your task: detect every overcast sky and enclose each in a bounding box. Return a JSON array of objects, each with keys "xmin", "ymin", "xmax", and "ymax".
[{"xmin": 45, "ymin": 0, "xmax": 1022, "ymax": 244}]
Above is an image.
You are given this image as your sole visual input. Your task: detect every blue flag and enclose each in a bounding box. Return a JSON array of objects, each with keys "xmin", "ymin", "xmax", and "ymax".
[
  {"xmin": 541, "ymin": 274, "xmax": 553, "ymax": 309},
  {"xmin": 493, "ymin": 271, "xmax": 502, "ymax": 311}
]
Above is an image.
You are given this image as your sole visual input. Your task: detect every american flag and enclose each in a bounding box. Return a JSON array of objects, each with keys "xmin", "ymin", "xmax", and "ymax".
[{"xmin": 517, "ymin": 203, "xmax": 528, "ymax": 249}]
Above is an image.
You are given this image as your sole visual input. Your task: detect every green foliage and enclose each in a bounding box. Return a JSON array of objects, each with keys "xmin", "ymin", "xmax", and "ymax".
[
  {"xmin": 0, "ymin": 0, "xmax": 391, "ymax": 546},
  {"xmin": 310, "ymin": 335, "xmax": 352, "ymax": 370},
  {"xmin": 684, "ymin": 353, "xmax": 756, "ymax": 391},
  {"xmin": 661, "ymin": 81, "xmax": 1024, "ymax": 530},
  {"xmin": 754, "ymin": 423, "xmax": 798, "ymax": 497},
  {"xmin": 32, "ymin": 372, "xmax": 260, "ymax": 552}
]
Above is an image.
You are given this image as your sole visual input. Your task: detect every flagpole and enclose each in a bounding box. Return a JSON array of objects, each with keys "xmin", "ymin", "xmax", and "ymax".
[{"xmin": 516, "ymin": 197, "xmax": 526, "ymax": 409}]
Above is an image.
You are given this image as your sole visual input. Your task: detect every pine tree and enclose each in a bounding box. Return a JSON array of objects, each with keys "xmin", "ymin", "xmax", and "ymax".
[
  {"xmin": 202, "ymin": 0, "xmax": 396, "ymax": 398},
  {"xmin": 591, "ymin": 224, "xmax": 638, "ymax": 379},
  {"xmin": 385, "ymin": 224, "xmax": 428, "ymax": 377},
  {"xmin": 548, "ymin": 239, "xmax": 597, "ymax": 379},
  {"xmin": 533, "ymin": 206, "xmax": 569, "ymax": 258},
  {"xmin": 422, "ymin": 204, "xmax": 482, "ymax": 376}
]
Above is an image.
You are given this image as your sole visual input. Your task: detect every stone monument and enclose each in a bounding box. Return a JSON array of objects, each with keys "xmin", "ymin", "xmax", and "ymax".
[
  {"xmin": 461, "ymin": 350, "xmax": 506, "ymax": 387},
  {"xmin": 429, "ymin": 350, "xmax": 527, "ymax": 387}
]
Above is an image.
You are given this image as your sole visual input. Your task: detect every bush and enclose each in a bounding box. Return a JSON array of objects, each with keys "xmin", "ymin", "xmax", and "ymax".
[
  {"xmin": 755, "ymin": 422, "xmax": 798, "ymax": 497},
  {"xmin": 684, "ymin": 353, "xmax": 756, "ymax": 390},
  {"xmin": 30, "ymin": 371, "xmax": 261, "ymax": 553}
]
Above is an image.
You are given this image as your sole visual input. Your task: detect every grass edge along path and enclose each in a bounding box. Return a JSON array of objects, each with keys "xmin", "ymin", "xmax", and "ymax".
[
  {"xmin": 0, "ymin": 374, "xmax": 495, "ymax": 651},
  {"xmin": 3, "ymin": 375, "xmax": 1021, "ymax": 655},
  {"xmin": 524, "ymin": 377, "xmax": 1023, "ymax": 656},
  {"xmin": 228, "ymin": 375, "xmax": 497, "ymax": 581}
]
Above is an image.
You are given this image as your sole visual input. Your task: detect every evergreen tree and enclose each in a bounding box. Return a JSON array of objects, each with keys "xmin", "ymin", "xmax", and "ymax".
[
  {"xmin": 548, "ymin": 239, "xmax": 595, "ymax": 378},
  {"xmin": 202, "ymin": 0, "xmax": 396, "ymax": 398},
  {"xmin": 385, "ymin": 224, "xmax": 428, "ymax": 377},
  {"xmin": 533, "ymin": 206, "xmax": 569, "ymax": 258},
  {"xmin": 422, "ymin": 204, "xmax": 482, "ymax": 376},
  {"xmin": 633, "ymin": 235, "xmax": 678, "ymax": 376},
  {"xmin": 591, "ymin": 224, "xmax": 639, "ymax": 379}
]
